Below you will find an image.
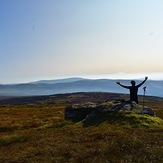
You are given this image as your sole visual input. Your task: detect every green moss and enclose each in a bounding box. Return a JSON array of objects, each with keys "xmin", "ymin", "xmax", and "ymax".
[
  {"xmin": 83, "ymin": 112, "xmax": 163, "ymax": 128},
  {"xmin": 124, "ymin": 113, "xmax": 163, "ymax": 127}
]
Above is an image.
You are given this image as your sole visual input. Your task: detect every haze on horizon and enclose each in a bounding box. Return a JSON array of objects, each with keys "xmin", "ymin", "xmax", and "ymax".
[{"xmin": 1, "ymin": 0, "xmax": 163, "ymax": 84}]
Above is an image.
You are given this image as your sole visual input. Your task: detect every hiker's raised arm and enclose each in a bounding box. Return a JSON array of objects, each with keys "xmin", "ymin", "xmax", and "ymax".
[
  {"xmin": 116, "ymin": 81, "xmax": 130, "ymax": 89},
  {"xmin": 137, "ymin": 76, "xmax": 148, "ymax": 87}
]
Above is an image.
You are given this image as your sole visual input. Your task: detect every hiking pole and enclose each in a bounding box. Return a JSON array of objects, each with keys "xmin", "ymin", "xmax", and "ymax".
[{"xmin": 142, "ymin": 87, "xmax": 146, "ymax": 109}]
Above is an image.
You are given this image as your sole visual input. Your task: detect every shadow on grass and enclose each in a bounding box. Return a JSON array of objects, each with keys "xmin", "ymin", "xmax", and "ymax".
[
  {"xmin": 82, "ymin": 112, "xmax": 126, "ymax": 127},
  {"xmin": 82, "ymin": 112, "xmax": 163, "ymax": 128}
]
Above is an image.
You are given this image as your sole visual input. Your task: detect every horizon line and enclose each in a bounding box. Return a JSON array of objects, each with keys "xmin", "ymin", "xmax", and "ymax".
[{"xmin": 1, "ymin": 72, "xmax": 163, "ymax": 85}]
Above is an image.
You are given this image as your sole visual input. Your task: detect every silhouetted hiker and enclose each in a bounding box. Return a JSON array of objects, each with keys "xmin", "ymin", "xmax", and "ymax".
[{"xmin": 116, "ymin": 77, "xmax": 148, "ymax": 104}]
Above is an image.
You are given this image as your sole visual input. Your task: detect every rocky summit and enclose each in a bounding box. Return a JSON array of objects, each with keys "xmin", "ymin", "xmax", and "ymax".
[{"xmin": 64, "ymin": 100, "xmax": 162, "ymax": 128}]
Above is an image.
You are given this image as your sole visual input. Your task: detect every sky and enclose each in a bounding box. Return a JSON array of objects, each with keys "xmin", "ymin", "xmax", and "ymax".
[{"xmin": 1, "ymin": 0, "xmax": 163, "ymax": 84}]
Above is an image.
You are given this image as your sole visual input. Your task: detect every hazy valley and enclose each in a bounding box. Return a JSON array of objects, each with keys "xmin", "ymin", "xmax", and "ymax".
[{"xmin": 0, "ymin": 78, "xmax": 163, "ymax": 97}]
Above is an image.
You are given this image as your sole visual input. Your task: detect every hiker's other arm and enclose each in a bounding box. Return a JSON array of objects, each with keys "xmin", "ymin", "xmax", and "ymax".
[{"xmin": 116, "ymin": 82, "xmax": 130, "ymax": 89}]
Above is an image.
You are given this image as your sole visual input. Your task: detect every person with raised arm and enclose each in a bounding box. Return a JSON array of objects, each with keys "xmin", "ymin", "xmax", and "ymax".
[{"xmin": 116, "ymin": 77, "xmax": 148, "ymax": 104}]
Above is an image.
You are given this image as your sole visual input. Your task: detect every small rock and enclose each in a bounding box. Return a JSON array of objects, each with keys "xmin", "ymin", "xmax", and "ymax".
[{"xmin": 141, "ymin": 107, "xmax": 156, "ymax": 116}]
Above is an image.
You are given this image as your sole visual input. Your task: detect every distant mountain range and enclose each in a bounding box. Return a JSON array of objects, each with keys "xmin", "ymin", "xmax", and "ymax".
[{"xmin": 0, "ymin": 77, "xmax": 163, "ymax": 97}]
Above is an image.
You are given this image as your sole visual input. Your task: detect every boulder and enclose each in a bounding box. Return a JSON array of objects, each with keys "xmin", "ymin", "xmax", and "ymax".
[
  {"xmin": 141, "ymin": 107, "xmax": 156, "ymax": 116},
  {"xmin": 65, "ymin": 102, "xmax": 96, "ymax": 120},
  {"xmin": 65, "ymin": 100, "xmax": 156, "ymax": 120}
]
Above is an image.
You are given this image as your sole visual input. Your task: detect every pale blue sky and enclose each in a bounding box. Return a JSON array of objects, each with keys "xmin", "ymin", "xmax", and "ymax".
[{"xmin": 1, "ymin": 0, "xmax": 163, "ymax": 83}]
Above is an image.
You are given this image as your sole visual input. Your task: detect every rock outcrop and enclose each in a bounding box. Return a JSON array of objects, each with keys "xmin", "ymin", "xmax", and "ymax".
[{"xmin": 65, "ymin": 100, "xmax": 156, "ymax": 120}]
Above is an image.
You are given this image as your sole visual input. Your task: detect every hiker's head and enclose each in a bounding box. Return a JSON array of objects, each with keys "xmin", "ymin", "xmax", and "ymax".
[{"xmin": 131, "ymin": 80, "xmax": 136, "ymax": 86}]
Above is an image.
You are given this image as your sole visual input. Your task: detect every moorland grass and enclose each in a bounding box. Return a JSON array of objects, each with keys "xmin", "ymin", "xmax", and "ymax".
[
  {"xmin": 0, "ymin": 103, "xmax": 162, "ymax": 162},
  {"xmin": 0, "ymin": 134, "xmax": 27, "ymax": 146},
  {"xmin": 83, "ymin": 111, "xmax": 163, "ymax": 128}
]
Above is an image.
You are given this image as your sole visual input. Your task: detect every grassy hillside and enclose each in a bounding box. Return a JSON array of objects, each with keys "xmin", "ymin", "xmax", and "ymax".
[
  {"xmin": 0, "ymin": 92, "xmax": 163, "ymax": 105},
  {"xmin": 0, "ymin": 97, "xmax": 163, "ymax": 162}
]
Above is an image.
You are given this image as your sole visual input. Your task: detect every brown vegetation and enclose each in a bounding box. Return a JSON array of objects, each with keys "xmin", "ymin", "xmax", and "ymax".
[{"xmin": 0, "ymin": 93, "xmax": 163, "ymax": 162}]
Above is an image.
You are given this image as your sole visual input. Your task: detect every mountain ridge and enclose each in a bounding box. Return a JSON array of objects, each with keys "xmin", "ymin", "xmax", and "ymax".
[
  {"xmin": 0, "ymin": 78, "xmax": 163, "ymax": 97},
  {"xmin": 29, "ymin": 77, "xmax": 84, "ymax": 84}
]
